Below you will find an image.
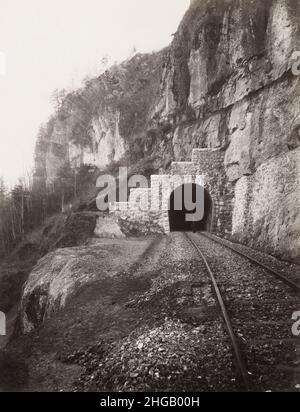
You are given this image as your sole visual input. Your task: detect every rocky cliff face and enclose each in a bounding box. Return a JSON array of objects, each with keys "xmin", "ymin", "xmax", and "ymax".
[
  {"xmin": 150, "ymin": 0, "xmax": 300, "ymax": 263},
  {"xmin": 152, "ymin": 0, "xmax": 300, "ymax": 164},
  {"xmin": 35, "ymin": 0, "xmax": 300, "ymax": 262},
  {"xmin": 155, "ymin": 0, "xmax": 300, "ymax": 261},
  {"xmin": 34, "ymin": 51, "xmax": 167, "ymax": 185}
]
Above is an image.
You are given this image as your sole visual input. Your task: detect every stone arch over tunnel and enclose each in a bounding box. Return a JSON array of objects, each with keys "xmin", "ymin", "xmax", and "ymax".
[{"xmin": 168, "ymin": 183, "xmax": 213, "ymax": 232}]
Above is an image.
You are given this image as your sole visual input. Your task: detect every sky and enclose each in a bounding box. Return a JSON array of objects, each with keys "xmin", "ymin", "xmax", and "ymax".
[{"xmin": 0, "ymin": 0, "xmax": 189, "ymax": 187}]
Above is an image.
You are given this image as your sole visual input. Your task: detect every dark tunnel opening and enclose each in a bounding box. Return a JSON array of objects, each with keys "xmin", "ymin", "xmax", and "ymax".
[{"xmin": 168, "ymin": 183, "xmax": 213, "ymax": 232}]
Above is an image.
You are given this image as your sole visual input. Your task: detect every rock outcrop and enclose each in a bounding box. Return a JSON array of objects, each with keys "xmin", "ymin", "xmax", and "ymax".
[
  {"xmin": 34, "ymin": 51, "xmax": 166, "ymax": 185},
  {"xmin": 20, "ymin": 235, "xmax": 154, "ymax": 334},
  {"xmin": 21, "ymin": 246, "xmax": 101, "ymax": 333}
]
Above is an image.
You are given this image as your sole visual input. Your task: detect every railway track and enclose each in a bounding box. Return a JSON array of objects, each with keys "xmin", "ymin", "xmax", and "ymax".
[
  {"xmin": 184, "ymin": 231, "xmax": 300, "ymax": 392},
  {"xmin": 202, "ymin": 232, "xmax": 300, "ymax": 293}
]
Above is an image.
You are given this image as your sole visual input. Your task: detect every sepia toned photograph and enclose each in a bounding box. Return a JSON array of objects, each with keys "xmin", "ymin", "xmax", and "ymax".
[{"xmin": 0, "ymin": 0, "xmax": 299, "ymax": 397}]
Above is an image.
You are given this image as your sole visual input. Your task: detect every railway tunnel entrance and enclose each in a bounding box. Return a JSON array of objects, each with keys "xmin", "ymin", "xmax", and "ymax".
[{"xmin": 168, "ymin": 183, "xmax": 212, "ymax": 232}]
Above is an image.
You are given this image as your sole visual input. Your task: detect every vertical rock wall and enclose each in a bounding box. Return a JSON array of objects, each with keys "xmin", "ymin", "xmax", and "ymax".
[{"xmin": 148, "ymin": 0, "xmax": 300, "ymax": 263}]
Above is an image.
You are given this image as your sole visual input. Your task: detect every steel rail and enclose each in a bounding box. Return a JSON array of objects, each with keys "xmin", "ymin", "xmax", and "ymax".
[
  {"xmin": 184, "ymin": 232, "xmax": 251, "ymax": 392},
  {"xmin": 201, "ymin": 232, "xmax": 300, "ymax": 294}
]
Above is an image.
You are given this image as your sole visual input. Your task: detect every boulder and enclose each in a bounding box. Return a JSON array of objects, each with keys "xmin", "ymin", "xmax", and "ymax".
[
  {"xmin": 20, "ymin": 245, "xmax": 110, "ymax": 333},
  {"xmin": 94, "ymin": 216, "xmax": 126, "ymax": 239}
]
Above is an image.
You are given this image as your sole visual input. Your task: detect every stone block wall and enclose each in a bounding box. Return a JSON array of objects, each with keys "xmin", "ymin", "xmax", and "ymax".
[
  {"xmin": 232, "ymin": 147, "xmax": 300, "ymax": 263},
  {"xmin": 110, "ymin": 148, "xmax": 233, "ymax": 235}
]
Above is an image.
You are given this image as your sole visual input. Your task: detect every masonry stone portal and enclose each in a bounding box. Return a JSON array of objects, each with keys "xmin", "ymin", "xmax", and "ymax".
[{"xmin": 110, "ymin": 148, "xmax": 233, "ymax": 236}]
